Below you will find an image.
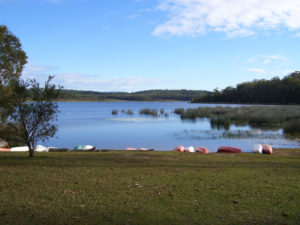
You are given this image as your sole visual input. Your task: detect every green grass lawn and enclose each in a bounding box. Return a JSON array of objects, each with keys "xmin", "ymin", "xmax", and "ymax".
[{"xmin": 0, "ymin": 150, "xmax": 299, "ymax": 225}]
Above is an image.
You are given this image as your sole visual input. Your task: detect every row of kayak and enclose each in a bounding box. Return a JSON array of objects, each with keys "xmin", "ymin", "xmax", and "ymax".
[
  {"xmin": 0, "ymin": 145, "xmax": 96, "ymax": 152},
  {"xmin": 0, "ymin": 145, "xmax": 48, "ymax": 152},
  {"xmin": 173, "ymin": 144, "xmax": 273, "ymax": 154},
  {"xmin": 0, "ymin": 144, "xmax": 273, "ymax": 154}
]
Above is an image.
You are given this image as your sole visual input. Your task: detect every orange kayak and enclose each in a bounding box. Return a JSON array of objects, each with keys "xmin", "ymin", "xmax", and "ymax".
[
  {"xmin": 0, "ymin": 148, "xmax": 11, "ymax": 152},
  {"xmin": 125, "ymin": 148, "xmax": 137, "ymax": 151},
  {"xmin": 173, "ymin": 146, "xmax": 184, "ymax": 152},
  {"xmin": 196, "ymin": 147, "xmax": 209, "ymax": 154}
]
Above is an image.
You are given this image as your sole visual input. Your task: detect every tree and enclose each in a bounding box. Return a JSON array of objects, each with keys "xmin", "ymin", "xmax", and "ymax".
[
  {"xmin": 11, "ymin": 76, "xmax": 61, "ymax": 157},
  {"xmin": 0, "ymin": 25, "xmax": 27, "ymax": 123}
]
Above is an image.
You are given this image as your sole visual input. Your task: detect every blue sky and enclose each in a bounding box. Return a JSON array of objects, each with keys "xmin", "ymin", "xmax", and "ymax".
[{"xmin": 0, "ymin": 0, "xmax": 299, "ymax": 91}]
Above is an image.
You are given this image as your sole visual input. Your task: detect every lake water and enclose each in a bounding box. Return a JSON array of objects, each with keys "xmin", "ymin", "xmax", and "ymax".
[{"xmin": 46, "ymin": 102, "xmax": 300, "ymax": 152}]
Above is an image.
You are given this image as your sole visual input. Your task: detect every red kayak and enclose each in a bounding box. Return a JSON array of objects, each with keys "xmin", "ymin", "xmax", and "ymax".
[
  {"xmin": 0, "ymin": 148, "xmax": 11, "ymax": 152},
  {"xmin": 262, "ymin": 144, "xmax": 273, "ymax": 154},
  {"xmin": 217, "ymin": 146, "xmax": 242, "ymax": 153},
  {"xmin": 196, "ymin": 146, "xmax": 209, "ymax": 154}
]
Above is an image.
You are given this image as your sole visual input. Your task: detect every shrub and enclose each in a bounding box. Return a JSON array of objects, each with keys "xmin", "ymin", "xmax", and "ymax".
[
  {"xmin": 174, "ymin": 108, "xmax": 185, "ymax": 115},
  {"xmin": 139, "ymin": 108, "xmax": 158, "ymax": 116},
  {"xmin": 126, "ymin": 109, "xmax": 133, "ymax": 115},
  {"xmin": 284, "ymin": 119, "xmax": 300, "ymax": 134}
]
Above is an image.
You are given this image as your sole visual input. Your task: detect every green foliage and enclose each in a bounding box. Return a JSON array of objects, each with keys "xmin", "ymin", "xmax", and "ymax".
[
  {"xmin": 0, "ymin": 25, "xmax": 27, "ymax": 123},
  {"xmin": 192, "ymin": 71, "xmax": 300, "ymax": 104},
  {"xmin": 11, "ymin": 76, "xmax": 61, "ymax": 157},
  {"xmin": 59, "ymin": 89, "xmax": 208, "ymax": 102}
]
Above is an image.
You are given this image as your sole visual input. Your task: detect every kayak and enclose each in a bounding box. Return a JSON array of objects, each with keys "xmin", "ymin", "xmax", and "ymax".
[
  {"xmin": 252, "ymin": 144, "xmax": 263, "ymax": 154},
  {"xmin": 262, "ymin": 144, "xmax": 273, "ymax": 154},
  {"xmin": 0, "ymin": 148, "xmax": 11, "ymax": 152},
  {"xmin": 173, "ymin": 146, "xmax": 184, "ymax": 152},
  {"xmin": 217, "ymin": 146, "xmax": 242, "ymax": 153},
  {"xmin": 196, "ymin": 146, "xmax": 209, "ymax": 154},
  {"xmin": 83, "ymin": 145, "xmax": 95, "ymax": 151},
  {"xmin": 35, "ymin": 145, "xmax": 49, "ymax": 152},
  {"xmin": 73, "ymin": 145, "xmax": 84, "ymax": 151},
  {"xmin": 11, "ymin": 146, "xmax": 29, "ymax": 152},
  {"xmin": 184, "ymin": 146, "xmax": 195, "ymax": 152},
  {"xmin": 125, "ymin": 148, "xmax": 137, "ymax": 151}
]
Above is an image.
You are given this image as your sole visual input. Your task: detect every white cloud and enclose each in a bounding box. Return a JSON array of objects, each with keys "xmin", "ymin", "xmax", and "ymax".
[
  {"xmin": 246, "ymin": 54, "xmax": 285, "ymax": 65},
  {"xmin": 153, "ymin": 0, "xmax": 300, "ymax": 37},
  {"xmin": 54, "ymin": 74, "xmax": 165, "ymax": 92},
  {"xmin": 127, "ymin": 14, "xmax": 142, "ymax": 20},
  {"xmin": 248, "ymin": 68, "xmax": 267, "ymax": 74},
  {"xmin": 23, "ymin": 69, "xmax": 166, "ymax": 92},
  {"xmin": 22, "ymin": 60, "xmax": 58, "ymax": 77}
]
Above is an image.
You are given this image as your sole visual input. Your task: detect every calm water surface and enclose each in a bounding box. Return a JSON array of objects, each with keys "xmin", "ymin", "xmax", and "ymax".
[{"xmin": 46, "ymin": 102, "xmax": 300, "ymax": 152}]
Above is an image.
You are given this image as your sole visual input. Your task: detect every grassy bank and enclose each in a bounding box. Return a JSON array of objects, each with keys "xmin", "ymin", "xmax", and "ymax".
[{"xmin": 0, "ymin": 150, "xmax": 299, "ymax": 225}]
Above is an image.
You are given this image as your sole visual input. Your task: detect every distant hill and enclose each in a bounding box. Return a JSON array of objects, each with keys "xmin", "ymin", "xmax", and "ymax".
[
  {"xmin": 59, "ymin": 89, "xmax": 209, "ymax": 102},
  {"xmin": 192, "ymin": 71, "xmax": 300, "ymax": 104}
]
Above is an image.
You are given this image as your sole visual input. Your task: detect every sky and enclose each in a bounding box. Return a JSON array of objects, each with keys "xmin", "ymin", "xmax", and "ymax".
[{"xmin": 0, "ymin": 0, "xmax": 299, "ymax": 92}]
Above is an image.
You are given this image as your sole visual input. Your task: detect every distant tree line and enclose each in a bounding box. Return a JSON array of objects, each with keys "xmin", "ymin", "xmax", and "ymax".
[
  {"xmin": 192, "ymin": 72, "xmax": 300, "ymax": 104},
  {"xmin": 59, "ymin": 89, "xmax": 208, "ymax": 102}
]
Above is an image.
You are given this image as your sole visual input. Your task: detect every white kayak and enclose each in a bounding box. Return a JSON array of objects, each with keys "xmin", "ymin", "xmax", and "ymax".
[
  {"xmin": 83, "ymin": 145, "xmax": 95, "ymax": 151},
  {"xmin": 35, "ymin": 145, "xmax": 49, "ymax": 152},
  {"xmin": 252, "ymin": 144, "xmax": 263, "ymax": 154},
  {"xmin": 185, "ymin": 146, "xmax": 195, "ymax": 152},
  {"xmin": 11, "ymin": 146, "xmax": 29, "ymax": 152}
]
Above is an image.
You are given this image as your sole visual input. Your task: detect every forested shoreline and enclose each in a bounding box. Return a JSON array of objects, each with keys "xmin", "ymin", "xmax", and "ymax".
[
  {"xmin": 59, "ymin": 89, "xmax": 209, "ymax": 102},
  {"xmin": 59, "ymin": 72, "xmax": 300, "ymax": 104},
  {"xmin": 192, "ymin": 71, "xmax": 300, "ymax": 104}
]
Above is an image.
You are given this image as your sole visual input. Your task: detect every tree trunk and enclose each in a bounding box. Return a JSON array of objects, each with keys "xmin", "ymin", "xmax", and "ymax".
[
  {"xmin": 28, "ymin": 144, "xmax": 34, "ymax": 157},
  {"xmin": 29, "ymin": 148, "xmax": 34, "ymax": 157}
]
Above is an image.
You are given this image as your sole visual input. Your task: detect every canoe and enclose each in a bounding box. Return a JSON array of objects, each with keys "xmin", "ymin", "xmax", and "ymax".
[
  {"xmin": 184, "ymin": 146, "xmax": 195, "ymax": 152},
  {"xmin": 125, "ymin": 148, "xmax": 137, "ymax": 151},
  {"xmin": 173, "ymin": 145, "xmax": 184, "ymax": 152},
  {"xmin": 252, "ymin": 144, "xmax": 263, "ymax": 154},
  {"xmin": 262, "ymin": 144, "xmax": 273, "ymax": 154},
  {"xmin": 11, "ymin": 146, "xmax": 29, "ymax": 152},
  {"xmin": 35, "ymin": 145, "xmax": 49, "ymax": 152},
  {"xmin": 0, "ymin": 148, "xmax": 11, "ymax": 152},
  {"xmin": 73, "ymin": 145, "xmax": 84, "ymax": 150},
  {"xmin": 83, "ymin": 145, "xmax": 95, "ymax": 151},
  {"xmin": 196, "ymin": 146, "xmax": 209, "ymax": 154},
  {"xmin": 217, "ymin": 146, "xmax": 242, "ymax": 153}
]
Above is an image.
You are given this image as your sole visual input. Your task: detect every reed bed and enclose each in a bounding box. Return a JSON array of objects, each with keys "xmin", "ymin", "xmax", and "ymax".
[{"xmin": 175, "ymin": 105, "xmax": 300, "ymax": 134}]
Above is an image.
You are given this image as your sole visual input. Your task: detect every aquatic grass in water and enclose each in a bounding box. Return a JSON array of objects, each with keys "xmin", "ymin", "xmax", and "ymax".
[
  {"xmin": 284, "ymin": 119, "xmax": 300, "ymax": 134},
  {"xmin": 175, "ymin": 105, "xmax": 300, "ymax": 135},
  {"xmin": 126, "ymin": 109, "xmax": 134, "ymax": 115},
  {"xmin": 139, "ymin": 108, "xmax": 158, "ymax": 116}
]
